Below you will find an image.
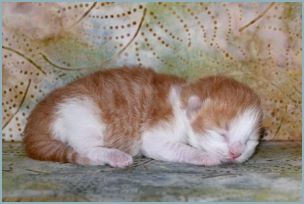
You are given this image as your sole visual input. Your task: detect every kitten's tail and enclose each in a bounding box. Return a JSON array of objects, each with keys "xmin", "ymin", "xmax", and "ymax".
[{"xmin": 23, "ymin": 134, "xmax": 90, "ymax": 165}]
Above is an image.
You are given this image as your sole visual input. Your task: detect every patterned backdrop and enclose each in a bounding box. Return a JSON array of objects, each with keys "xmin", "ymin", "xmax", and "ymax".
[{"xmin": 2, "ymin": 2, "xmax": 302, "ymax": 142}]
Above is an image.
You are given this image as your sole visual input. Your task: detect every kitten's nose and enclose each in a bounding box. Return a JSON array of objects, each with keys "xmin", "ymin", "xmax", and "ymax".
[
  {"xmin": 229, "ymin": 151, "xmax": 241, "ymax": 159},
  {"xmin": 229, "ymin": 142, "xmax": 243, "ymax": 160}
]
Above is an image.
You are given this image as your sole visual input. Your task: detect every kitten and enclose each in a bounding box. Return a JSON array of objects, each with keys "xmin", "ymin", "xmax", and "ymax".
[{"xmin": 24, "ymin": 67, "xmax": 262, "ymax": 167}]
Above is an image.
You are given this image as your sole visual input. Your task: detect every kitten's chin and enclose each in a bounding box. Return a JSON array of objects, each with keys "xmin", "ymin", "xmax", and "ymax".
[
  {"xmin": 233, "ymin": 157, "xmax": 248, "ymax": 163},
  {"xmin": 233, "ymin": 152, "xmax": 254, "ymax": 163}
]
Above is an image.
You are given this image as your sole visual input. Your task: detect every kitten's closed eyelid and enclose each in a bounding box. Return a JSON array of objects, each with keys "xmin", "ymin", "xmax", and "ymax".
[
  {"xmin": 246, "ymin": 139, "xmax": 258, "ymax": 145},
  {"xmin": 217, "ymin": 130, "xmax": 228, "ymax": 138},
  {"xmin": 220, "ymin": 133, "xmax": 227, "ymax": 138},
  {"xmin": 219, "ymin": 132, "xmax": 229, "ymax": 142}
]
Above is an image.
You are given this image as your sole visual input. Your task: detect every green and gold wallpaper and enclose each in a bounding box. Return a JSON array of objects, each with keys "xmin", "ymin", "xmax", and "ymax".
[{"xmin": 2, "ymin": 2, "xmax": 302, "ymax": 142}]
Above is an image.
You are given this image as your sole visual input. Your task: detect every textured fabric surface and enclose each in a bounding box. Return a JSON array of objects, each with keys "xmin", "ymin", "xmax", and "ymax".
[
  {"xmin": 2, "ymin": 2, "xmax": 302, "ymax": 141},
  {"xmin": 2, "ymin": 141, "xmax": 301, "ymax": 201}
]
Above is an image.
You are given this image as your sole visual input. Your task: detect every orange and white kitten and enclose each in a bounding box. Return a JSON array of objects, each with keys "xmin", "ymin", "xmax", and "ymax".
[{"xmin": 24, "ymin": 67, "xmax": 262, "ymax": 168}]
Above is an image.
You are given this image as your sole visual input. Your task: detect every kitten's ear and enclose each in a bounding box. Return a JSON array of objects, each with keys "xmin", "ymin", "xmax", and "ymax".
[{"xmin": 186, "ymin": 95, "xmax": 203, "ymax": 120}]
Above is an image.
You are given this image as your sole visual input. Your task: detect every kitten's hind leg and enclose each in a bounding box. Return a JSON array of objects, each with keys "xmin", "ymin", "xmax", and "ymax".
[
  {"xmin": 67, "ymin": 137, "xmax": 134, "ymax": 167},
  {"xmin": 85, "ymin": 147, "xmax": 133, "ymax": 168},
  {"xmin": 51, "ymin": 97, "xmax": 133, "ymax": 168},
  {"xmin": 54, "ymin": 120, "xmax": 133, "ymax": 167}
]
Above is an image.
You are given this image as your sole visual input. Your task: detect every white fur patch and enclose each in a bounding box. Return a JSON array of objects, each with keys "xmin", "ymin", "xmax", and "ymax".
[
  {"xmin": 51, "ymin": 96, "xmax": 106, "ymax": 154},
  {"xmin": 229, "ymin": 107, "xmax": 261, "ymax": 143},
  {"xmin": 141, "ymin": 87, "xmax": 190, "ymax": 160}
]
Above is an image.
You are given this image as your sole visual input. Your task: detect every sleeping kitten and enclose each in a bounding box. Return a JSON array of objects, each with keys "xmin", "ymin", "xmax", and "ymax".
[{"xmin": 24, "ymin": 67, "xmax": 262, "ymax": 168}]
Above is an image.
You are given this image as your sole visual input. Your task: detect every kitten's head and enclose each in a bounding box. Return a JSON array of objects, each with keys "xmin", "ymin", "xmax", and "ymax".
[{"xmin": 187, "ymin": 95, "xmax": 262, "ymax": 163}]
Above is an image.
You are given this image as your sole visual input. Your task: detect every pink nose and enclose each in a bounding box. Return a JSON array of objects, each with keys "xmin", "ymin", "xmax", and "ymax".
[
  {"xmin": 229, "ymin": 142, "xmax": 243, "ymax": 160},
  {"xmin": 229, "ymin": 151, "xmax": 241, "ymax": 159}
]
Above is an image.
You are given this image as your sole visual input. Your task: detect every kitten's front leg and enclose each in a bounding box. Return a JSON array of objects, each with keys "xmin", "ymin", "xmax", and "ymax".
[{"xmin": 141, "ymin": 137, "xmax": 221, "ymax": 166}]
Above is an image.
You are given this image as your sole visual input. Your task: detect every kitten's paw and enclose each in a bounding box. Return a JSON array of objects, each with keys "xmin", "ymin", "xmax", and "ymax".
[
  {"xmin": 191, "ymin": 154, "xmax": 221, "ymax": 166},
  {"xmin": 201, "ymin": 156, "xmax": 221, "ymax": 166},
  {"xmin": 107, "ymin": 150, "xmax": 133, "ymax": 168}
]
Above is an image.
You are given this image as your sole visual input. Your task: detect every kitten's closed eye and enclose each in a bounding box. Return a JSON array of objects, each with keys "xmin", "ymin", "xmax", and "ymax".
[
  {"xmin": 220, "ymin": 133, "xmax": 227, "ymax": 138},
  {"xmin": 219, "ymin": 133, "xmax": 229, "ymax": 143}
]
